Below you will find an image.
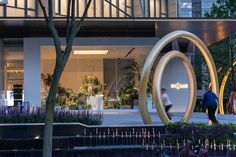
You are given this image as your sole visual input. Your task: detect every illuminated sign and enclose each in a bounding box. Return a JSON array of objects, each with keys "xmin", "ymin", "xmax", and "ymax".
[{"xmin": 170, "ymin": 82, "xmax": 189, "ymax": 90}]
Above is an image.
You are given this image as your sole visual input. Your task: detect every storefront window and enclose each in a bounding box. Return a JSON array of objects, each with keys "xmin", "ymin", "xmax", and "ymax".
[
  {"xmin": 40, "ymin": 46, "xmax": 151, "ymax": 109},
  {"xmin": 0, "ymin": 46, "xmax": 24, "ymax": 107}
]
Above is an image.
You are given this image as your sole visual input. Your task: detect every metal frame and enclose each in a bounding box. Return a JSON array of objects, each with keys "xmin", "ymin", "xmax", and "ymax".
[
  {"xmin": 0, "ymin": 0, "xmax": 37, "ymax": 17},
  {"xmin": 218, "ymin": 61, "xmax": 236, "ymax": 114},
  {"xmin": 0, "ymin": 0, "xmax": 171, "ymax": 18},
  {"xmin": 152, "ymin": 50, "xmax": 197, "ymax": 125},
  {"xmin": 139, "ymin": 30, "xmax": 219, "ymax": 124}
]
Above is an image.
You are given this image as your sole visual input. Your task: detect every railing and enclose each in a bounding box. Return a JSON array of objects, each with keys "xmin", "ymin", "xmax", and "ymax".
[
  {"xmin": 0, "ymin": 0, "xmax": 37, "ymax": 17},
  {"xmin": 0, "ymin": 0, "xmax": 170, "ymax": 18},
  {"xmin": 0, "ymin": 124, "xmax": 236, "ymax": 157}
]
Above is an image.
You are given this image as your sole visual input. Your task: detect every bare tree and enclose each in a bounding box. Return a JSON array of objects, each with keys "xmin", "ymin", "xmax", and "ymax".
[{"xmin": 37, "ymin": 0, "xmax": 92, "ymax": 157}]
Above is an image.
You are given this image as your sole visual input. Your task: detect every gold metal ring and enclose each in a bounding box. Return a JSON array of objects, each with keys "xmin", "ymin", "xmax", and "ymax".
[
  {"xmin": 139, "ymin": 30, "xmax": 219, "ymax": 124},
  {"xmin": 152, "ymin": 51, "xmax": 197, "ymax": 125},
  {"xmin": 219, "ymin": 61, "xmax": 236, "ymax": 113}
]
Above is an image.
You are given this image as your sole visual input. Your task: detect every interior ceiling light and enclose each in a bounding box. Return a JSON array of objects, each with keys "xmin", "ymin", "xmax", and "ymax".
[{"xmin": 74, "ymin": 50, "xmax": 108, "ymax": 55}]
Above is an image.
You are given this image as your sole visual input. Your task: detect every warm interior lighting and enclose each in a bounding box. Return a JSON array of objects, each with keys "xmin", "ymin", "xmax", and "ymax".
[{"xmin": 74, "ymin": 50, "xmax": 108, "ymax": 55}]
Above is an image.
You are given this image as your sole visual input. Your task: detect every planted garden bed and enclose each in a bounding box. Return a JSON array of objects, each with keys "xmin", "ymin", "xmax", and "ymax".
[{"xmin": 0, "ymin": 107, "xmax": 102, "ymax": 124}]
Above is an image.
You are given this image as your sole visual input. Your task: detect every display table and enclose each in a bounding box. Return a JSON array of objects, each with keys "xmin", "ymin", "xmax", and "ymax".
[{"xmin": 86, "ymin": 94, "xmax": 104, "ymax": 111}]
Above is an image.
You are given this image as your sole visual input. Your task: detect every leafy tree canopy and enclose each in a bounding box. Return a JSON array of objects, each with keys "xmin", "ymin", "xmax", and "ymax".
[{"xmin": 205, "ymin": 0, "xmax": 236, "ymax": 18}]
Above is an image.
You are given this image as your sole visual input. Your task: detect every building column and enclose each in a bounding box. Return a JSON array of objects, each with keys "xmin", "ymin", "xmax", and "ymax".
[{"xmin": 24, "ymin": 39, "xmax": 41, "ymax": 106}]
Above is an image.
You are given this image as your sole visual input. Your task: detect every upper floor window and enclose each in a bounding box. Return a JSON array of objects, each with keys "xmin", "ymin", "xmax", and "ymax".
[
  {"xmin": 178, "ymin": 0, "xmax": 192, "ymax": 17},
  {"xmin": 202, "ymin": 0, "xmax": 216, "ymax": 17},
  {"xmin": 0, "ymin": 0, "xmax": 37, "ymax": 17},
  {"xmin": 55, "ymin": 0, "xmax": 133, "ymax": 18}
]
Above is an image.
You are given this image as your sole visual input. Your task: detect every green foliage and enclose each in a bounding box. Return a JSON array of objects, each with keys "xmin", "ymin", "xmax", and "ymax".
[
  {"xmin": 118, "ymin": 81, "xmax": 138, "ymax": 108},
  {"xmin": 200, "ymin": 1, "xmax": 236, "ymax": 92},
  {"xmin": 122, "ymin": 60, "xmax": 152, "ymax": 94},
  {"xmin": 41, "ymin": 74, "xmax": 53, "ymax": 87},
  {"xmin": 165, "ymin": 122, "xmax": 236, "ymax": 144},
  {"xmin": 205, "ymin": 0, "xmax": 236, "ymax": 18},
  {"xmin": 79, "ymin": 75, "xmax": 103, "ymax": 97},
  {"xmin": 0, "ymin": 108, "xmax": 102, "ymax": 125},
  {"xmin": 41, "ymin": 73, "xmax": 97, "ymax": 109},
  {"xmin": 123, "ymin": 60, "xmax": 140, "ymax": 81}
]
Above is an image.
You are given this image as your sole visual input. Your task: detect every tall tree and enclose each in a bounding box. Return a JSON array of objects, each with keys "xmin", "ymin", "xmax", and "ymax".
[
  {"xmin": 205, "ymin": 0, "xmax": 236, "ymax": 90},
  {"xmin": 205, "ymin": 0, "xmax": 236, "ymax": 18},
  {"xmin": 37, "ymin": 1, "xmax": 92, "ymax": 157}
]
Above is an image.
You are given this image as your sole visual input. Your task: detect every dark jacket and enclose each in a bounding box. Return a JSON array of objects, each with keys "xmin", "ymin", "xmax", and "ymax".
[{"xmin": 202, "ymin": 90, "xmax": 218, "ymax": 109}]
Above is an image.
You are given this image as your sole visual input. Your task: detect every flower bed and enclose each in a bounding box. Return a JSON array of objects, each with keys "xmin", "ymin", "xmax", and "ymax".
[
  {"xmin": 0, "ymin": 107, "xmax": 103, "ymax": 125},
  {"xmin": 165, "ymin": 122, "xmax": 236, "ymax": 144}
]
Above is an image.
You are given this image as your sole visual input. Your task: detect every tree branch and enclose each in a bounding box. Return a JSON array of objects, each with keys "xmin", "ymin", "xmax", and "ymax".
[
  {"xmin": 38, "ymin": 0, "xmax": 62, "ymax": 60},
  {"xmin": 71, "ymin": 0, "xmax": 76, "ymax": 26},
  {"xmin": 48, "ymin": 0, "xmax": 53, "ymax": 22},
  {"xmin": 38, "ymin": 0, "xmax": 49, "ymax": 24},
  {"xmin": 73, "ymin": 0, "xmax": 92, "ymax": 37},
  {"xmin": 66, "ymin": 0, "xmax": 72, "ymax": 44},
  {"xmin": 62, "ymin": 0, "xmax": 93, "ymax": 64}
]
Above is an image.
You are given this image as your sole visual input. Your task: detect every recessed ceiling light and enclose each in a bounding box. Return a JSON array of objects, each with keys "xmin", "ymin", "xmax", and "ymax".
[{"xmin": 74, "ymin": 50, "xmax": 108, "ymax": 55}]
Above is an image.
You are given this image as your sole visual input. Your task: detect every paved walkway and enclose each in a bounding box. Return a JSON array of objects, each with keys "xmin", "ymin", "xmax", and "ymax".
[{"xmin": 101, "ymin": 109, "xmax": 236, "ymax": 126}]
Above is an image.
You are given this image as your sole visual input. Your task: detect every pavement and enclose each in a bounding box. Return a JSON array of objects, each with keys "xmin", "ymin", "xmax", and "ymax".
[{"xmin": 101, "ymin": 109, "xmax": 236, "ymax": 126}]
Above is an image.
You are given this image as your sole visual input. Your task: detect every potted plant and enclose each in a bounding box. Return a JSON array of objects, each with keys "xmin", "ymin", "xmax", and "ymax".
[{"xmin": 78, "ymin": 75, "xmax": 104, "ymax": 110}]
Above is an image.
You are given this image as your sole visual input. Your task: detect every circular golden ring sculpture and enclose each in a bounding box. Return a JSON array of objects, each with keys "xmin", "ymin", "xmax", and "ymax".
[
  {"xmin": 139, "ymin": 30, "xmax": 220, "ymax": 124},
  {"xmin": 152, "ymin": 51, "xmax": 197, "ymax": 125},
  {"xmin": 219, "ymin": 61, "xmax": 236, "ymax": 114}
]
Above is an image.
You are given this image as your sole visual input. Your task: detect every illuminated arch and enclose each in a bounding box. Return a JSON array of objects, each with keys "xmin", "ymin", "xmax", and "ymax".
[
  {"xmin": 219, "ymin": 61, "xmax": 236, "ymax": 113},
  {"xmin": 152, "ymin": 51, "xmax": 197, "ymax": 125},
  {"xmin": 139, "ymin": 30, "xmax": 220, "ymax": 124}
]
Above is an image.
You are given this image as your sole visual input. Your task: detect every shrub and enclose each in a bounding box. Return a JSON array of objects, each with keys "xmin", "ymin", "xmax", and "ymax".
[
  {"xmin": 0, "ymin": 107, "xmax": 103, "ymax": 125},
  {"xmin": 165, "ymin": 122, "xmax": 236, "ymax": 144}
]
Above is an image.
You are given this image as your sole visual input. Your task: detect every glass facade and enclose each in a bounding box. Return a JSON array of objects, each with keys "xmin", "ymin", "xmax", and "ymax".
[
  {"xmin": 40, "ymin": 46, "xmax": 151, "ymax": 108},
  {"xmin": 55, "ymin": 0, "xmax": 135, "ymax": 18},
  {"xmin": 201, "ymin": 0, "xmax": 216, "ymax": 17},
  {"xmin": 0, "ymin": 0, "xmax": 217, "ymax": 18},
  {"xmin": 0, "ymin": 0, "xmax": 170, "ymax": 18},
  {"xmin": 178, "ymin": 0, "xmax": 192, "ymax": 17},
  {"xmin": 0, "ymin": 44, "xmax": 24, "ymax": 107},
  {"xmin": 149, "ymin": 0, "xmax": 168, "ymax": 17},
  {"xmin": 178, "ymin": 0, "xmax": 216, "ymax": 17},
  {"xmin": 0, "ymin": 0, "xmax": 37, "ymax": 17}
]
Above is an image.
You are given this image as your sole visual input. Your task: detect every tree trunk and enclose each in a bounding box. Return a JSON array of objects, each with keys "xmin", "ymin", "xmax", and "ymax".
[
  {"xmin": 43, "ymin": 61, "xmax": 63, "ymax": 157},
  {"xmin": 39, "ymin": 1, "xmax": 93, "ymax": 156}
]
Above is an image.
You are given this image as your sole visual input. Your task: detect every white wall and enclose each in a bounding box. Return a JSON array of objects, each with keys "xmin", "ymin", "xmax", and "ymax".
[
  {"xmin": 24, "ymin": 39, "xmax": 41, "ymax": 106},
  {"xmin": 161, "ymin": 57, "xmax": 190, "ymax": 112}
]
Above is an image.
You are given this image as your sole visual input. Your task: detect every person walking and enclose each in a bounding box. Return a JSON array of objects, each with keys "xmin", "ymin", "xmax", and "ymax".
[
  {"xmin": 161, "ymin": 88, "xmax": 173, "ymax": 120},
  {"xmin": 202, "ymin": 87, "xmax": 219, "ymax": 124},
  {"xmin": 228, "ymin": 91, "xmax": 236, "ymax": 114}
]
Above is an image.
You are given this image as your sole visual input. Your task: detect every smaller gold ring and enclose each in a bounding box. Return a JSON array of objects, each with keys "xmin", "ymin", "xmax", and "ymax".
[{"xmin": 152, "ymin": 51, "xmax": 197, "ymax": 125}]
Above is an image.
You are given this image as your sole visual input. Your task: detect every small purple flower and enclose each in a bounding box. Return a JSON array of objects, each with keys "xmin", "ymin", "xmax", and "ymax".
[{"xmin": 0, "ymin": 107, "xmax": 102, "ymax": 124}]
